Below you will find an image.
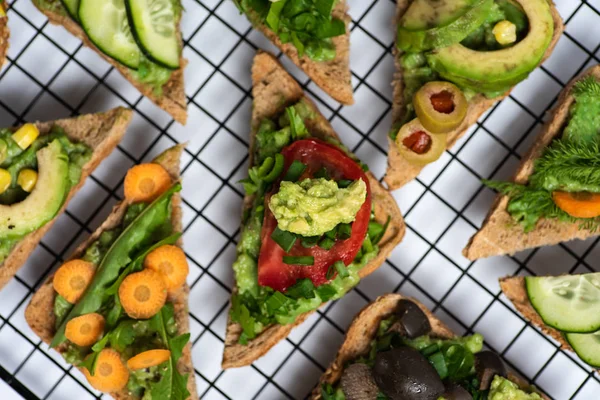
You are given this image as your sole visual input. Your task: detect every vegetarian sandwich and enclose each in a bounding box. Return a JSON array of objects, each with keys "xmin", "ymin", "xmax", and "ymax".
[
  {"xmin": 222, "ymin": 51, "xmax": 405, "ymax": 368},
  {"xmin": 384, "ymin": 0, "xmax": 563, "ymax": 190},
  {"xmin": 0, "ymin": 0, "xmax": 8, "ymax": 67},
  {"xmin": 32, "ymin": 0, "xmax": 187, "ymax": 124},
  {"xmin": 234, "ymin": 0, "xmax": 353, "ymax": 105},
  {"xmin": 0, "ymin": 107, "xmax": 131, "ymax": 290},
  {"xmin": 501, "ymin": 273, "xmax": 600, "ymax": 369},
  {"xmin": 25, "ymin": 145, "xmax": 197, "ymax": 400},
  {"xmin": 464, "ymin": 66, "xmax": 600, "ymax": 259},
  {"xmin": 314, "ymin": 294, "xmax": 547, "ymax": 400}
]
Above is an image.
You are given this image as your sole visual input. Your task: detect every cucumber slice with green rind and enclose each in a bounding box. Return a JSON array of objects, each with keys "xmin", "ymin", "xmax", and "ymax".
[
  {"xmin": 565, "ymin": 331, "xmax": 600, "ymax": 367},
  {"xmin": 61, "ymin": 0, "xmax": 80, "ymax": 20},
  {"xmin": 125, "ymin": 0, "xmax": 180, "ymax": 69},
  {"xmin": 526, "ymin": 274, "xmax": 600, "ymax": 333},
  {"xmin": 79, "ymin": 0, "xmax": 141, "ymax": 70}
]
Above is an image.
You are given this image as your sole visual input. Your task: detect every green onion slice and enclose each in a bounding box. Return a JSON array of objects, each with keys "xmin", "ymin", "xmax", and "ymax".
[
  {"xmin": 283, "ymin": 160, "xmax": 307, "ymax": 182},
  {"xmin": 283, "ymin": 255, "xmax": 314, "ymax": 266},
  {"xmin": 271, "ymin": 227, "xmax": 297, "ymax": 252}
]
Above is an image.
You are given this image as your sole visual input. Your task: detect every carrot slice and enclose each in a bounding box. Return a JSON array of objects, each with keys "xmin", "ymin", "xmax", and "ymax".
[
  {"xmin": 127, "ymin": 349, "xmax": 171, "ymax": 370},
  {"xmin": 65, "ymin": 313, "xmax": 105, "ymax": 347},
  {"xmin": 118, "ymin": 269, "xmax": 167, "ymax": 319},
  {"xmin": 143, "ymin": 245, "xmax": 189, "ymax": 291},
  {"xmin": 53, "ymin": 260, "xmax": 96, "ymax": 303},
  {"xmin": 124, "ymin": 163, "xmax": 172, "ymax": 203},
  {"xmin": 553, "ymin": 191, "xmax": 600, "ymax": 218},
  {"xmin": 83, "ymin": 349, "xmax": 129, "ymax": 392}
]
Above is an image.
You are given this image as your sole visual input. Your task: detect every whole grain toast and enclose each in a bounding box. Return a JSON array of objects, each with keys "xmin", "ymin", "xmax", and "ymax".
[
  {"xmin": 0, "ymin": 107, "xmax": 132, "ymax": 290},
  {"xmin": 311, "ymin": 293, "xmax": 549, "ymax": 400},
  {"xmin": 245, "ymin": 1, "xmax": 353, "ymax": 105},
  {"xmin": 463, "ymin": 66, "xmax": 600, "ymax": 260},
  {"xmin": 31, "ymin": 0, "xmax": 187, "ymax": 125},
  {"xmin": 0, "ymin": 1, "xmax": 9, "ymax": 68},
  {"xmin": 25, "ymin": 144, "xmax": 198, "ymax": 400},
  {"xmin": 221, "ymin": 51, "xmax": 405, "ymax": 369},
  {"xmin": 384, "ymin": 0, "xmax": 564, "ymax": 190}
]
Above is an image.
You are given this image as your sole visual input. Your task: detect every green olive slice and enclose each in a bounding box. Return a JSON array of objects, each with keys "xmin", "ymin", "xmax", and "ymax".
[
  {"xmin": 396, "ymin": 118, "xmax": 447, "ymax": 166},
  {"xmin": 413, "ymin": 81, "xmax": 468, "ymax": 134}
]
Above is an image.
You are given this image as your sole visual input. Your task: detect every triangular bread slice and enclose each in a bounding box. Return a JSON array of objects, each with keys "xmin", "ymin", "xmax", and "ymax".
[
  {"xmin": 32, "ymin": 1, "xmax": 187, "ymax": 124},
  {"xmin": 245, "ymin": 1, "xmax": 353, "ymax": 105},
  {"xmin": 312, "ymin": 293, "xmax": 550, "ymax": 400},
  {"xmin": 0, "ymin": 1, "xmax": 8, "ymax": 67},
  {"xmin": 463, "ymin": 66, "xmax": 600, "ymax": 260},
  {"xmin": 0, "ymin": 107, "xmax": 132, "ymax": 290},
  {"xmin": 25, "ymin": 144, "xmax": 198, "ymax": 400},
  {"xmin": 384, "ymin": 0, "xmax": 564, "ymax": 190},
  {"xmin": 221, "ymin": 51, "xmax": 405, "ymax": 368}
]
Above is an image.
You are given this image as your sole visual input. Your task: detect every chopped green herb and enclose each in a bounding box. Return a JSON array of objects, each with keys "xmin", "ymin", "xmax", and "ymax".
[
  {"xmin": 283, "ymin": 255, "xmax": 314, "ymax": 266},
  {"xmin": 271, "ymin": 226, "xmax": 297, "ymax": 252},
  {"xmin": 283, "ymin": 160, "xmax": 307, "ymax": 182}
]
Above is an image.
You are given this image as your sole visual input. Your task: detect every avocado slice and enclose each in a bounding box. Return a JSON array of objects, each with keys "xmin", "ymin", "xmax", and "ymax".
[
  {"xmin": 426, "ymin": 0, "xmax": 554, "ymax": 94},
  {"xmin": 398, "ymin": 0, "xmax": 493, "ymax": 52},
  {"xmin": 0, "ymin": 139, "xmax": 69, "ymax": 239}
]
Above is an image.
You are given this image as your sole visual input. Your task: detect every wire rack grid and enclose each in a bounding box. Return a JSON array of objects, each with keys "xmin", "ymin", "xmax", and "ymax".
[{"xmin": 0, "ymin": 0, "xmax": 599, "ymax": 399}]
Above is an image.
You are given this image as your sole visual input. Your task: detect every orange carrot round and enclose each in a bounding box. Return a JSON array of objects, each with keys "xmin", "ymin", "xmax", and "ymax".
[
  {"xmin": 53, "ymin": 260, "xmax": 96, "ymax": 303},
  {"xmin": 65, "ymin": 313, "xmax": 105, "ymax": 347},
  {"xmin": 127, "ymin": 349, "xmax": 171, "ymax": 370},
  {"xmin": 553, "ymin": 191, "xmax": 600, "ymax": 219},
  {"xmin": 124, "ymin": 163, "xmax": 172, "ymax": 203},
  {"xmin": 83, "ymin": 349, "xmax": 129, "ymax": 392},
  {"xmin": 118, "ymin": 269, "xmax": 167, "ymax": 319},
  {"xmin": 143, "ymin": 245, "xmax": 189, "ymax": 291}
]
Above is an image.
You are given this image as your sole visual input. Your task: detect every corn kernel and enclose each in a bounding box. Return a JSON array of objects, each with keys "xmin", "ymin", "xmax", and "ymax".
[
  {"xmin": 0, "ymin": 169, "xmax": 11, "ymax": 195},
  {"xmin": 493, "ymin": 20, "xmax": 517, "ymax": 46},
  {"xmin": 17, "ymin": 169, "xmax": 37, "ymax": 193},
  {"xmin": 12, "ymin": 123, "xmax": 39, "ymax": 150}
]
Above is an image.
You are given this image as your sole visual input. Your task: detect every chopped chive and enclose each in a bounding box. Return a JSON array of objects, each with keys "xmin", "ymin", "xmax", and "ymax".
[
  {"xmin": 262, "ymin": 153, "xmax": 285, "ymax": 183},
  {"xmin": 421, "ymin": 343, "xmax": 440, "ymax": 357},
  {"xmin": 428, "ymin": 352, "xmax": 448, "ymax": 380},
  {"xmin": 266, "ymin": 291, "xmax": 289, "ymax": 313},
  {"xmin": 314, "ymin": 167, "xmax": 330, "ymax": 179},
  {"xmin": 257, "ymin": 156, "xmax": 274, "ymax": 177},
  {"xmin": 283, "ymin": 255, "xmax": 314, "ymax": 266},
  {"xmin": 361, "ymin": 163, "xmax": 369, "ymax": 172},
  {"xmin": 325, "ymin": 227, "xmax": 337, "ymax": 239},
  {"xmin": 271, "ymin": 227, "xmax": 296, "ymax": 252},
  {"xmin": 369, "ymin": 216, "xmax": 391, "ymax": 245},
  {"xmin": 286, "ymin": 278, "xmax": 315, "ymax": 299},
  {"xmin": 337, "ymin": 223, "xmax": 352, "ymax": 240},
  {"xmin": 316, "ymin": 285, "xmax": 337, "ymax": 301},
  {"xmin": 337, "ymin": 179, "xmax": 352, "ymax": 188},
  {"xmin": 334, "ymin": 261, "xmax": 349, "ymax": 278},
  {"xmin": 301, "ymin": 236, "xmax": 320, "ymax": 248},
  {"xmin": 362, "ymin": 235, "xmax": 374, "ymax": 253},
  {"xmin": 283, "ymin": 160, "xmax": 307, "ymax": 182},
  {"xmin": 319, "ymin": 237, "xmax": 335, "ymax": 250},
  {"xmin": 325, "ymin": 264, "xmax": 335, "ymax": 280}
]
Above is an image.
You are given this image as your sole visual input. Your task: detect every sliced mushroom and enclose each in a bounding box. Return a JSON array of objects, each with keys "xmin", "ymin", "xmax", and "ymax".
[
  {"xmin": 395, "ymin": 299, "xmax": 432, "ymax": 338},
  {"xmin": 443, "ymin": 382, "xmax": 473, "ymax": 400},
  {"xmin": 340, "ymin": 363, "xmax": 379, "ymax": 400},
  {"xmin": 475, "ymin": 351, "xmax": 507, "ymax": 390},
  {"xmin": 372, "ymin": 346, "xmax": 444, "ymax": 400}
]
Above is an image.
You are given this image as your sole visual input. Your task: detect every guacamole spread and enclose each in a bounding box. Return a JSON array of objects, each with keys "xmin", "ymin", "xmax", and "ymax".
[
  {"xmin": 0, "ymin": 127, "xmax": 91, "ymax": 263},
  {"xmin": 269, "ymin": 178, "xmax": 367, "ymax": 236},
  {"xmin": 488, "ymin": 376, "xmax": 542, "ymax": 400}
]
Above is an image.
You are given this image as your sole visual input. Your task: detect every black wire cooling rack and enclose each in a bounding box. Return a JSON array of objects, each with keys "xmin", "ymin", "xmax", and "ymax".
[{"xmin": 0, "ymin": 0, "xmax": 600, "ymax": 399}]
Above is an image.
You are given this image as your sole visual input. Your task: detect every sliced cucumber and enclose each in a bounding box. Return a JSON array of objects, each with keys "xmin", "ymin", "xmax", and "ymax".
[
  {"xmin": 526, "ymin": 274, "xmax": 600, "ymax": 333},
  {"xmin": 79, "ymin": 0, "xmax": 141, "ymax": 69},
  {"xmin": 126, "ymin": 0, "xmax": 180, "ymax": 69},
  {"xmin": 566, "ymin": 331, "xmax": 600, "ymax": 367},
  {"xmin": 61, "ymin": 0, "xmax": 80, "ymax": 20}
]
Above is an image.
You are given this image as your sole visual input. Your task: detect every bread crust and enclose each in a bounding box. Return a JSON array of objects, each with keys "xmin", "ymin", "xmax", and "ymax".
[
  {"xmin": 33, "ymin": 2, "xmax": 187, "ymax": 125},
  {"xmin": 24, "ymin": 144, "xmax": 198, "ymax": 400},
  {"xmin": 221, "ymin": 52, "xmax": 405, "ymax": 368},
  {"xmin": 0, "ymin": 107, "xmax": 132, "ymax": 290},
  {"xmin": 463, "ymin": 66, "xmax": 600, "ymax": 260},
  {"xmin": 384, "ymin": 0, "xmax": 564, "ymax": 190},
  {"xmin": 249, "ymin": 1, "xmax": 353, "ymax": 105},
  {"xmin": 0, "ymin": 1, "xmax": 8, "ymax": 68},
  {"xmin": 310, "ymin": 293, "xmax": 549, "ymax": 400}
]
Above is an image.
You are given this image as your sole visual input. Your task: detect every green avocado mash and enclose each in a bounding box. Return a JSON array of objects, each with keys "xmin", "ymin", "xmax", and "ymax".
[
  {"xmin": 231, "ymin": 100, "xmax": 386, "ymax": 344},
  {"xmin": 486, "ymin": 76, "xmax": 600, "ymax": 232},
  {"xmin": 0, "ymin": 127, "xmax": 91, "ymax": 263},
  {"xmin": 488, "ymin": 376, "xmax": 542, "ymax": 400},
  {"xmin": 269, "ymin": 178, "xmax": 367, "ymax": 237}
]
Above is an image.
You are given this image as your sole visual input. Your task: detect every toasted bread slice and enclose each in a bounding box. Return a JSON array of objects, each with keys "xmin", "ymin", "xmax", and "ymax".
[
  {"xmin": 25, "ymin": 144, "xmax": 198, "ymax": 400},
  {"xmin": 0, "ymin": 1, "xmax": 8, "ymax": 67},
  {"xmin": 463, "ymin": 66, "xmax": 600, "ymax": 260},
  {"xmin": 244, "ymin": 1, "xmax": 353, "ymax": 105},
  {"xmin": 311, "ymin": 293, "xmax": 549, "ymax": 399},
  {"xmin": 0, "ymin": 107, "xmax": 132, "ymax": 290},
  {"xmin": 31, "ymin": 1, "xmax": 187, "ymax": 125},
  {"xmin": 221, "ymin": 51, "xmax": 405, "ymax": 368},
  {"xmin": 384, "ymin": 0, "xmax": 564, "ymax": 190}
]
